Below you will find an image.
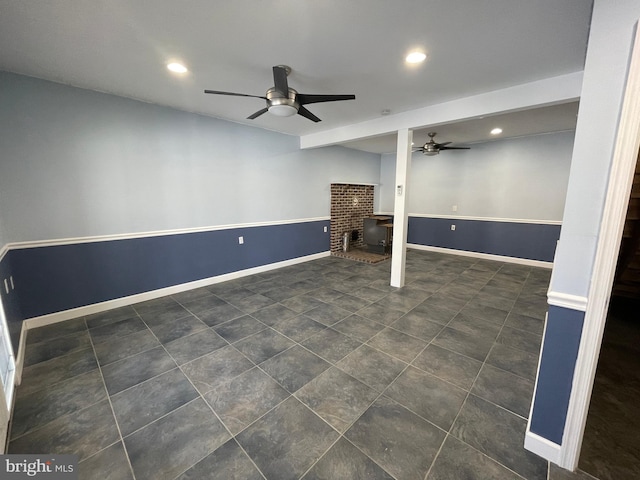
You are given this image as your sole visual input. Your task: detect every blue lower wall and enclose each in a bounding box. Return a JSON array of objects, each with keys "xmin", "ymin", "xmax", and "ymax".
[
  {"xmin": 9, "ymin": 220, "xmax": 330, "ymax": 322},
  {"xmin": 529, "ymin": 305, "xmax": 584, "ymax": 444},
  {"xmin": 407, "ymin": 217, "xmax": 561, "ymax": 262}
]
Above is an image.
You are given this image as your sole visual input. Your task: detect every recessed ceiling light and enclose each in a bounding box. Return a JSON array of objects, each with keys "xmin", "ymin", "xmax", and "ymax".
[
  {"xmin": 490, "ymin": 127, "xmax": 503, "ymax": 135},
  {"xmin": 167, "ymin": 62, "xmax": 188, "ymax": 74},
  {"xmin": 405, "ymin": 51, "xmax": 427, "ymax": 64}
]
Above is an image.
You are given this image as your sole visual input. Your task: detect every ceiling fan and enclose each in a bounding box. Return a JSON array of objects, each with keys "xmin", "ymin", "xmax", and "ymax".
[
  {"xmin": 414, "ymin": 132, "xmax": 470, "ymax": 156},
  {"xmin": 204, "ymin": 65, "xmax": 355, "ymax": 123}
]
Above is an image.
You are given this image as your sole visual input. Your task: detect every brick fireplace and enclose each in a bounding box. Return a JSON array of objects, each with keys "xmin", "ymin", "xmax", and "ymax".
[{"xmin": 330, "ymin": 183, "xmax": 374, "ymax": 253}]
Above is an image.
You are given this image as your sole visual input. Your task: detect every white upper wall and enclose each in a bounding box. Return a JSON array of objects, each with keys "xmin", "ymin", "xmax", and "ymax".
[
  {"xmin": 378, "ymin": 131, "xmax": 574, "ymax": 221},
  {"xmin": 0, "ymin": 72, "xmax": 381, "ymax": 244}
]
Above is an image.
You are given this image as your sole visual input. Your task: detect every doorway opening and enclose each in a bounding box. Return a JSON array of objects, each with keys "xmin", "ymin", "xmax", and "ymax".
[{"xmin": 578, "ymin": 155, "xmax": 640, "ymax": 479}]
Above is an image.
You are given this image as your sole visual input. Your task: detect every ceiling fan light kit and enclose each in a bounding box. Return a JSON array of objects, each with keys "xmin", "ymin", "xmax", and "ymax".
[
  {"xmin": 268, "ymin": 104, "xmax": 297, "ymax": 117},
  {"xmin": 423, "ymin": 147, "xmax": 439, "ymax": 156},
  {"xmin": 266, "ymin": 87, "xmax": 298, "ymax": 117},
  {"xmin": 414, "ymin": 132, "xmax": 470, "ymax": 156},
  {"xmin": 204, "ymin": 65, "xmax": 355, "ymax": 122}
]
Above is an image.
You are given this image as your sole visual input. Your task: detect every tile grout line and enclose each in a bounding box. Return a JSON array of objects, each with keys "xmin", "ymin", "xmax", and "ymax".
[
  {"xmin": 294, "ymin": 354, "xmax": 407, "ymax": 480},
  {"xmin": 424, "ymin": 263, "xmax": 539, "ymax": 479},
  {"xmin": 85, "ymin": 315, "xmax": 138, "ymax": 480},
  {"xmin": 187, "ymin": 268, "xmax": 413, "ymax": 478},
  {"xmin": 154, "ymin": 288, "xmax": 356, "ymax": 480},
  {"xmin": 422, "ymin": 258, "xmax": 532, "ymax": 479},
  {"xmin": 309, "ymin": 263, "xmax": 486, "ymax": 480},
  {"xmin": 134, "ymin": 312, "xmax": 271, "ymax": 480},
  {"xmin": 216, "ymin": 258, "xmax": 533, "ymax": 478},
  {"xmin": 417, "ymin": 257, "xmax": 499, "ymax": 480},
  {"xmin": 7, "ymin": 371, "xmax": 116, "ymax": 444}
]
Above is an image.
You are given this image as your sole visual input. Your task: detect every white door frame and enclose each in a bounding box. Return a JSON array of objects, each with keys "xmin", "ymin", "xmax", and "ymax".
[
  {"xmin": 557, "ymin": 21, "xmax": 640, "ymax": 470},
  {"xmin": 0, "ymin": 300, "xmax": 16, "ymax": 453}
]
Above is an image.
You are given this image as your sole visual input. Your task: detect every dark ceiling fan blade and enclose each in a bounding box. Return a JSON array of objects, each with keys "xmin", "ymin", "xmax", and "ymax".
[
  {"xmin": 204, "ymin": 90, "xmax": 267, "ymax": 99},
  {"xmin": 297, "ymin": 94, "xmax": 356, "ymax": 105},
  {"xmin": 297, "ymin": 106, "xmax": 321, "ymax": 122},
  {"xmin": 247, "ymin": 107, "xmax": 269, "ymax": 120},
  {"xmin": 272, "ymin": 66, "xmax": 290, "ymax": 97},
  {"xmin": 435, "ymin": 141, "xmax": 452, "ymax": 147},
  {"xmin": 439, "ymin": 146, "xmax": 470, "ymax": 150}
]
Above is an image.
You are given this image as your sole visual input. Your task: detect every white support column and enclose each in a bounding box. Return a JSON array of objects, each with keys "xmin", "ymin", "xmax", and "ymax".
[{"xmin": 390, "ymin": 128, "xmax": 413, "ymax": 287}]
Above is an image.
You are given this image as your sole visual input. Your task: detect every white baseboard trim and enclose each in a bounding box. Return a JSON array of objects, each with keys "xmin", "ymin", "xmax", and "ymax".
[
  {"xmin": 22, "ymin": 251, "xmax": 330, "ymax": 331},
  {"xmin": 407, "ymin": 244, "xmax": 553, "ymax": 269},
  {"xmin": 547, "ymin": 291, "xmax": 588, "ymax": 312},
  {"xmin": 0, "ymin": 374, "xmax": 9, "ymax": 454},
  {"xmin": 14, "ymin": 325, "xmax": 27, "ymax": 387},
  {"xmin": 524, "ymin": 431, "xmax": 561, "ymax": 465}
]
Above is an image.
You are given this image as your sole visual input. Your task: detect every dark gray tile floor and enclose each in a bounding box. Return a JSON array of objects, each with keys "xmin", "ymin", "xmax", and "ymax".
[{"xmin": 8, "ymin": 250, "xmax": 599, "ymax": 479}]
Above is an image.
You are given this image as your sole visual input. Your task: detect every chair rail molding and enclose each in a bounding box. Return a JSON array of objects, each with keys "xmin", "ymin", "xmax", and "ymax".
[{"xmin": 547, "ymin": 291, "xmax": 588, "ymax": 312}]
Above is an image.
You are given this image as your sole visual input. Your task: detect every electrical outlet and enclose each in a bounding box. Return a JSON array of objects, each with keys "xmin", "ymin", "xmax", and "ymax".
[
  {"xmin": 323, "ymin": 226, "xmax": 327, "ymax": 233},
  {"xmin": 451, "ymin": 225, "xmax": 456, "ymax": 231},
  {"xmin": 238, "ymin": 236, "xmax": 244, "ymax": 245},
  {"xmin": 452, "ymin": 205, "xmax": 458, "ymax": 212}
]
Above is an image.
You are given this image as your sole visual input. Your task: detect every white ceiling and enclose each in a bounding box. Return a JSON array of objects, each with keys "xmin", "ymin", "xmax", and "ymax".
[
  {"xmin": 0, "ymin": 0, "xmax": 593, "ymax": 148},
  {"xmin": 342, "ymin": 102, "xmax": 581, "ymax": 154}
]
